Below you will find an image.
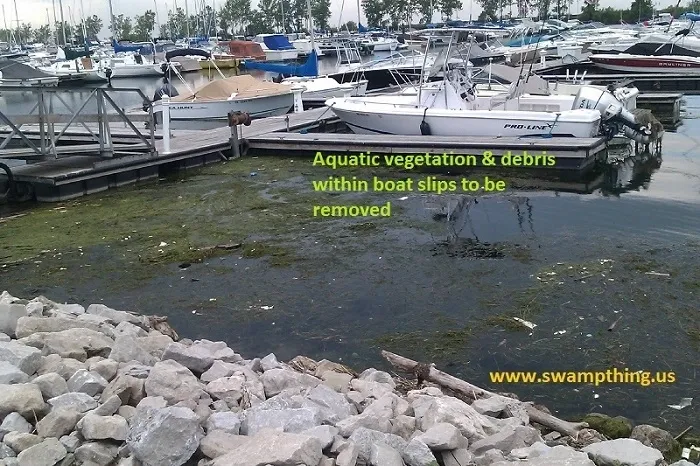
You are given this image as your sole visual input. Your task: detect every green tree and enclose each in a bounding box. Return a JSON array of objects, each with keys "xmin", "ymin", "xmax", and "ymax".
[
  {"xmin": 218, "ymin": 14, "xmax": 231, "ymax": 37},
  {"xmin": 33, "ymin": 25, "xmax": 51, "ymax": 43},
  {"xmin": 84, "ymin": 15, "xmax": 103, "ymax": 39},
  {"xmin": 54, "ymin": 21, "xmax": 73, "ymax": 45},
  {"xmin": 477, "ymin": 0, "xmax": 499, "ymax": 20},
  {"xmin": 625, "ymin": 0, "xmax": 653, "ymax": 22},
  {"xmin": 246, "ymin": 9, "xmax": 270, "ymax": 35},
  {"xmin": 439, "ymin": 0, "xmax": 463, "ymax": 19},
  {"xmin": 221, "ymin": 0, "xmax": 252, "ymax": 34},
  {"xmin": 167, "ymin": 8, "xmax": 187, "ymax": 38},
  {"xmin": 344, "ymin": 20, "xmax": 357, "ymax": 31},
  {"xmin": 133, "ymin": 10, "xmax": 156, "ymax": 40},
  {"xmin": 417, "ymin": 0, "xmax": 437, "ymax": 23},
  {"xmin": 19, "ymin": 23, "xmax": 32, "ymax": 44},
  {"xmin": 312, "ymin": 0, "xmax": 332, "ymax": 30},
  {"xmin": 111, "ymin": 14, "xmax": 133, "ymax": 40},
  {"xmin": 291, "ymin": 0, "xmax": 308, "ymax": 31},
  {"xmin": 385, "ymin": 0, "xmax": 415, "ymax": 30},
  {"xmin": 259, "ymin": 0, "xmax": 281, "ymax": 31},
  {"xmin": 158, "ymin": 23, "xmax": 169, "ymax": 37},
  {"xmin": 362, "ymin": 0, "xmax": 386, "ymax": 27}
]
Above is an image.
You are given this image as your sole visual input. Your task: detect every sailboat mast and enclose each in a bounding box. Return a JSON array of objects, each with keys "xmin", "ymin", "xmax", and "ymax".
[
  {"xmin": 357, "ymin": 0, "xmax": 361, "ymax": 28},
  {"xmin": 52, "ymin": 0, "xmax": 58, "ymax": 44},
  {"xmin": 280, "ymin": 0, "xmax": 285, "ymax": 33},
  {"xmin": 307, "ymin": 0, "xmax": 314, "ymax": 51},
  {"xmin": 13, "ymin": 0, "xmax": 20, "ymax": 45},
  {"xmin": 58, "ymin": 0, "xmax": 67, "ymax": 44},
  {"xmin": 184, "ymin": 0, "xmax": 190, "ymax": 38},
  {"xmin": 2, "ymin": 5, "xmax": 8, "ymax": 43}
]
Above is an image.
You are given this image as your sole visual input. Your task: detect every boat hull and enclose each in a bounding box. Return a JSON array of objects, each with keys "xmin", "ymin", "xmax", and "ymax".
[
  {"xmin": 154, "ymin": 92, "xmax": 294, "ymax": 120},
  {"xmin": 264, "ymin": 49, "xmax": 299, "ymax": 61},
  {"xmin": 590, "ymin": 54, "xmax": 700, "ymax": 74},
  {"xmin": 326, "ymin": 98, "xmax": 601, "ymax": 138},
  {"xmin": 103, "ymin": 64, "xmax": 168, "ymax": 78}
]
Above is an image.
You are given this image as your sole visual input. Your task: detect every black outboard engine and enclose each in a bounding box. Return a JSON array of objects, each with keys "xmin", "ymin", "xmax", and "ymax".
[{"xmin": 572, "ymin": 87, "xmax": 652, "ymax": 143}]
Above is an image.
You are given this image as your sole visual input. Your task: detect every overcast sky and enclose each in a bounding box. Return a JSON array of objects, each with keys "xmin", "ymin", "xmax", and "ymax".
[{"xmin": 0, "ymin": 0, "xmax": 675, "ymax": 35}]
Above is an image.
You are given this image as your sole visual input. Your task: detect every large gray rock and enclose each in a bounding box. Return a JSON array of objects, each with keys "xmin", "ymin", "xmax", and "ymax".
[
  {"xmin": 126, "ymin": 407, "xmax": 204, "ymax": 466},
  {"xmin": 4, "ymin": 432, "xmax": 42, "ymax": 453},
  {"xmin": 161, "ymin": 340, "xmax": 241, "ymax": 374},
  {"xmin": 359, "ymin": 368, "xmax": 396, "ymax": 388},
  {"xmin": 211, "ymin": 430, "xmax": 323, "ymax": 466},
  {"xmin": 336, "ymin": 393, "xmax": 397, "ymax": 436},
  {"xmin": 241, "ymin": 407, "xmax": 323, "ymax": 436},
  {"xmin": 16, "ymin": 438, "xmax": 66, "ymax": 466},
  {"xmin": 86, "ymin": 304, "xmax": 142, "ymax": 325},
  {"xmin": 109, "ymin": 335, "xmax": 158, "ymax": 365},
  {"xmin": 92, "ymin": 394, "xmax": 123, "ymax": 416},
  {"xmin": 370, "ymin": 442, "xmax": 404, "ymax": 466},
  {"xmin": 630, "ymin": 425, "xmax": 679, "ymax": 460},
  {"xmin": 306, "ymin": 384, "xmax": 356, "ymax": 423},
  {"xmin": 301, "ymin": 425, "xmax": 338, "ymax": 450},
  {"xmin": 200, "ymin": 360, "xmax": 240, "ymax": 383},
  {"xmin": 583, "ymin": 438, "xmax": 664, "ymax": 466},
  {"xmin": 66, "ymin": 369, "xmax": 108, "ymax": 396},
  {"xmin": 443, "ymin": 448, "xmax": 476, "ymax": 466},
  {"xmin": 348, "ymin": 427, "xmax": 408, "ymax": 463},
  {"xmin": 80, "ymin": 414, "xmax": 128, "ymax": 441},
  {"xmin": 47, "ymin": 392, "xmax": 98, "ymax": 413},
  {"xmin": 260, "ymin": 368, "xmax": 320, "ymax": 398},
  {"xmin": 59, "ymin": 432, "xmax": 81, "ymax": 453},
  {"xmin": 0, "ymin": 384, "xmax": 46, "ymax": 418},
  {"xmin": 144, "ymin": 360, "xmax": 204, "ymax": 405},
  {"xmin": 336, "ymin": 441, "xmax": 359, "ymax": 466},
  {"xmin": 403, "ymin": 438, "xmax": 439, "ymax": 466},
  {"xmin": 136, "ymin": 334, "xmax": 174, "ymax": 360},
  {"xmin": 88, "ymin": 359, "xmax": 119, "ymax": 382},
  {"xmin": 32, "ymin": 373, "xmax": 69, "ymax": 399},
  {"xmin": 0, "ymin": 362, "xmax": 29, "ymax": 384},
  {"xmin": 22, "ymin": 328, "xmax": 113, "ymax": 362},
  {"xmin": 391, "ymin": 414, "xmax": 416, "ymax": 440},
  {"xmin": 418, "ymin": 422, "xmax": 466, "ymax": 450},
  {"xmin": 0, "ymin": 342, "xmax": 42, "ymax": 375},
  {"xmin": 469, "ymin": 425, "xmax": 541, "ymax": 455},
  {"xmin": 411, "ymin": 393, "xmax": 497, "ymax": 441},
  {"xmin": 35, "ymin": 409, "xmax": 80, "ymax": 438},
  {"xmin": 74, "ymin": 441, "xmax": 119, "ymax": 466},
  {"xmin": 36, "ymin": 355, "xmax": 85, "ymax": 380},
  {"xmin": 205, "ymin": 375, "xmax": 245, "ymax": 404},
  {"xmin": 204, "ymin": 412, "xmax": 242, "ymax": 435},
  {"xmin": 0, "ymin": 412, "xmax": 32, "ymax": 440},
  {"xmin": 0, "ymin": 304, "xmax": 26, "ymax": 338},
  {"xmin": 510, "ymin": 445, "xmax": 596, "ymax": 466},
  {"xmin": 199, "ymin": 431, "xmax": 248, "ymax": 459},
  {"xmin": 14, "ymin": 316, "xmax": 109, "ymax": 339},
  {"xmin": 101, "ymin": 373, "xmax": 145, "ymax": 406},
  {"xmin": 114, "ymin": 321, "xmax": 148, "ymax": 338}
]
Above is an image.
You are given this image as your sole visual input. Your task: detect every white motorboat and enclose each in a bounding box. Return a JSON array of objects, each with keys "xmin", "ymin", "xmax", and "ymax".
[
  {"xmin": 280, "ymin": 76, "xmax": 368, "ymax": 104},
  {"xmin": 326, "ymin": 67, "xmax": 652, "ymax": 142},
  {"xmin": 252, "ymin": 34, "xmax": 299, "ymax": 61},
  {"xmin": 38, "ymin": 58, "xmax": 107, "ymax": 83},
  {"xmin": 97, "ymin": 54, "xmax": 176, "ymax": 78},
  {"xmin": 590, "ymin": 53, "xmax": 700, "ymax": 73},
  {"xmin": 152, "ymin": 74, "xmax": 295, "ymax": 120},
  {"xmin": 369, "ymin": 36, "xmax": 399, "ymax": 52},
  {"xmin": 287, "ymin": 33, "xmax": 324, "ymax": 57}
]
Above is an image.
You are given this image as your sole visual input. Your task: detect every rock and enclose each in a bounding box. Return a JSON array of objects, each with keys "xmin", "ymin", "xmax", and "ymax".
[
  {"xmin": 670, "ymin": 461, "xmax": 697, "ymax": 466},
  {"xmin": 32, "ymin": 373, "xmax": 69, "ymax": 399},
  {"xmin": 102, "ymin": 373, "xmax": 145, "ymax": 406},
  {"xmin": 370, "ymin": 442, "xmax": 404, "ymax": 466},
  {"xmin": 136, "ymin": 334, "xmax": 174, "ymax": 360},
  {"xmin": 35, "ymin": 409, "xmax": 80, "ymax": 438},
  {"xmin": 319, "ymin": 456, "xmax": 335, "ymax": 466},
  {"xmin": 199, "ymin": 430, "xmax": 248, "ymax": 459},
  {"xmin": 0, "ymin": 412, "xmax": 32, "ymax": 441},
  {"xmin": 391, "ymin": 415, "xmax": 416, "ymax": 440},
  {"xmin": 86, "ymin": 304, "xmax": 142, "ymax": 325},
  {"xmin": 117, "ymin": 362, "xmax": 152, "ymax": 379},
  {"xmin": 47, "ymin": 392, "xmax": 98, "ymax": 413},
  {"xmin": 0, "ymin": 384, "xmax": 46, "ymax": 418},
  {"xmin": 210, "ymin": 430, "xmax": 323, "ymax": 466},
  {"xmin": 306, "ymin": 384, "xmax": 356, "ymax": 424},
  {"xmin": 4, "ymin": 432, "xmax": 43, "ymax": 453},
  {"xmin": 59, "ymin": 433, "xmax": 80, "ymax": 453},
  {"xmin": 348, "ymin": 427, "xmax": 408, "ymax": 463},
  {"xmin": 350, "ymin": 379, "xmax": 394, "ymax": 399},
  {"xmin": 161, "ymin": 340, "xmax": 240, "ymax": 374},
  {"xmin": 469, "ymin": 426, "xmax": 541, "ymax": 455},
  {"xmin": 512, "ymin": 445, "xmax": 596, "ymax": 466},
  {"xmin": 336, "ymin": 441, "xmax": 359, "ymax": 466},
  {"xmin": 0, "ymin": 333, "xmax": 10, "ymax": 342},
  {"xmin": 24, "ymin": 302, "xmax": 43, "ymax": 318},
  {"xmin": 25, "ymin": 328, "xmax": 113, "ymax": 362},
  {"xmin": 509, "ymin": 441, "xmax": 551, "ymax": 460},
  {"xmin": 260, "ymin": 353, "xmax": 282, "ymax": 371},
  {"xmin": 301, "ymin": 425, "xmax": 339, "ymax": 450},
  {"xmin": 205, "ymin": 376, "xmax": 245, "ymax": 404},
  {"xmin": 92, "ymin": 394, "xmax": 123, "ymax": 416},
  {"xmin": 16, "ymin": 438, "xmax": 66, "ymax": 466},
  {"xmin": 80, "ymin": 414, "xmax": 128, "ymax": 441},
  {"xmin": 261, "ymin": 369, "xmax": 320, "ymax": 398},
  {"xmin": 0, "ymin": 362, "xmax": 28, "ymax": 384},
  {"xmin": 114, "ymin": 321, "xmax": 148, "ymax": 338},
  {"xmin": 403, "ymin": 438, "xmax": 438, "ymax": 466},
  {"xmin": 321, "ymin": 372, "xmax": 353, "ymax": 393},
  {"xmin": 0, "ymin": 304, "xmax": 26, "ymax": 338},
  {"xmin": 88, "ymin": 359, "xmax": 119, "ymax": 382},
  {"xmin": 14, "ymin": 316, "xmax": 108, "ymax": 339},
  {"xmin": 109, "ymin": 336, "xmax": 157, "ymax": 366},
  {"xmin": 144, "ymin": 360, "xmax": 204, "ymax": 405},
  {"xmin": 359, "ymin": 369, "xmax": 396, "ymax": 388},
  {"xmin": 474, "ymin": 449, "xmax": 506, "ymax": 466},
  {"xmin": 205, "ymin": 412, "xmax": 242, "ymax": 435},
  {"xmin": 241, "ymin": 407, "xmax": 323, "ymax": 436},
  {"xmin": 583, "ymin": 413, "xmax": 634, "ymax": 439},
  {"xmin": 54, "ymin": 303, "xmax": 85, "ymax": 315},
  {"xmin": 0, "ymin": 342, "xmax": 42, "ymax": 375},
  {"xmin": 630, "ymin": 425, "xmax": 681, "ymax": 460},
  {"xmin": 200, "ymin": 361, "xmax": 240, "ymax": 383},
  {"xmin": 137, "ymin": 396, "xmax": 168, "ymax": 411},
  {"xmin": 418, "ymin": 422, "xmax": 466, "ymax": 450},
  {"xmin": 74, "ymin": 441, "xmax": 120, "ymax": 466},
  {"xmin": 126, "ymin": 407, "xmax": 204, "ymax": 466},
  {"xmin": 36, "ymin": 355, "xmax": 85, "ymax": 380},
  {"xmin": 583, "ymin": 438, "xmax": 664, "ymax": 466},
  {"xmin": 412, "ymin": 394, "xmax": 496, "ymax": 441},
  {"xmin": 66, "ymin": 369, "xmax": 108, "ymax": 396},
  {"xmin": 443, "ymin": 448, "xmax": 475, "ymax": 466},
  {"xmin": 118, "ymin": 406, "xmax": 137, "ymax": 422},
  {"xmin": 471, "ymin": 396, "xmax": 515, "ymax": 417}
]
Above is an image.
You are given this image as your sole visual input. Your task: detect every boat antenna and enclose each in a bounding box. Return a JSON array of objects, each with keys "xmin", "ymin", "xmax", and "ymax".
[{"xmin": 417, "ymin": 32, "xmax": 432, "ymax": 105}]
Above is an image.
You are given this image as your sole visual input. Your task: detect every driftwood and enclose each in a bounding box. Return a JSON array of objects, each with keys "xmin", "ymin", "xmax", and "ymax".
[
  {"xmin": 381, "ymin": 350, "xmax": 588, "ymax": 438},
  {"xmin": 145, "ymin": 315, "xmax": 180, "ymax": 341}
]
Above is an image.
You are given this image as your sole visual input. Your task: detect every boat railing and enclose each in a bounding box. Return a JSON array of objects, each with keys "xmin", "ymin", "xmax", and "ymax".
[{"xmin": 0, "ymin": 86, "xmax": 155, "ymax": 160}]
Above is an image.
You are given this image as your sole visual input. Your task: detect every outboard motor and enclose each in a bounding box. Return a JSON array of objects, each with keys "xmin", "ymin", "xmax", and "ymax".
[{"xmin": 572, "ymin": 87, "xmax": 652, "ymax": 143}]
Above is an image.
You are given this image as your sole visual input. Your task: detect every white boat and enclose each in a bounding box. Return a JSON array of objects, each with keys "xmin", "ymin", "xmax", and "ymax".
[
  {"xmin": 97, "ymin": 55, "xmax": 176, "ymax": 78},
  {"xmin": 326, "ymin": 67, "xmax": 652, "ymax": 142},
  {"xmin": 590, "ymin": 53, "xmax": 700, "ymax": 73},
  {"xmin": 287, "ymin": 33, "xmax": 324, "ymax": 57},
  {"xmin": 369, "ymin": 36, "xmax": 399, "ymax": 52},
  {"xmin": 0, "ymin": 59, "xmax": 60, "ymax": 86},
  {"xmin": 152, "ymin": 74, "xmax": 295, "ymax": 120},
  {"xmin": 38, "ymin": 58, "xmax": 107, "ymax": 83},
  {"xmin": 252, "ymin": 34, "xmax": 299, "ymax": 61},
  {"xmin": 280, "ymin": 76, "xmax": 368, "ymax": 103}
]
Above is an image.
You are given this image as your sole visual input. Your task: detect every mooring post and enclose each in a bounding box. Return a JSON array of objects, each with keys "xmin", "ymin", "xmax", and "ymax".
[
  {"xmin": 162, "ymin": 95, "xmax": 171, "ymax": 154},
  {"xmin": 230, "ymin": 124, "xmax": 240, "ymax": 159},
  {"xmin": 228, "ymin": 111, "xmax": 251, "ymax": 159},
  {"xmin": 292, "ymin": 88, "xmax": 304, "ymax": 113}
]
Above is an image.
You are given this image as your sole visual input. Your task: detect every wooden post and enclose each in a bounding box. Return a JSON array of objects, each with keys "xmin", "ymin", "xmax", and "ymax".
[
  {"xmin": 230, "ymin": 124, "xmax": 240, "ymax": 159},
  {"xmin": 161, "ymin": 96, "xmax": 171, "ymax": 154}
]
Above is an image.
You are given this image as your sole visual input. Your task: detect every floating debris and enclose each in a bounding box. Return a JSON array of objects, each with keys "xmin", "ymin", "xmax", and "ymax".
[
  {"xmin": 608, "ymin": 316, "xmax": 623, "ymax": 331},
  {"xmin": 668, "ymin": 398, "xmax": 693, "ymax": 410},
  {"xmin": 159, "ymin": 242, "xmax": 168, "ymax": 247},
  {"xmin": 260, "ymin": 305, "xmax": 274, "ymax": 310},
  {"xmin": 513, "ymin": 317, "xmax": 537, "ymax": 330},
  {"xmin": 645, "ymin": 271, "xmax": 671, "ymax": 277},
  {"xmin": 554, "ymin": 330, "xmax": 567, "ymax": 335}
]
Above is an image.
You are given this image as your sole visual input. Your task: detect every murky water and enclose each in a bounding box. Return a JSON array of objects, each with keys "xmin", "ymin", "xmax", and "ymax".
[{"xmin": 1, "ymin": 81, "xmax": 699, "ymax": 432}]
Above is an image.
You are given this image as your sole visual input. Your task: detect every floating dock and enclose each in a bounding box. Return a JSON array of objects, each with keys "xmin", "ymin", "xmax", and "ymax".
[{"xmin": 0, "ymin": 86, "xmax": 663, "ymax": 203}]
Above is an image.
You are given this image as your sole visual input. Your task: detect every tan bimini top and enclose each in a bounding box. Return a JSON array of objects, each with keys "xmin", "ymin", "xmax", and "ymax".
[{"xmin": 173, "ymin": 75, "xmax": 292, "ymax": 102}]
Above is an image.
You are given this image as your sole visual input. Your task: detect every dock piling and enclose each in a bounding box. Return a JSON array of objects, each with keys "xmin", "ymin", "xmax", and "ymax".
[{"xmin": 162, "ymin": 96, "xmax": 171, "ymax": 154}]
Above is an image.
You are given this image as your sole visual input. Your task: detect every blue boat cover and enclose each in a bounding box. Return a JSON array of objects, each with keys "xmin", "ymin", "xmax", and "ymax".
[
  {"xmin": 358, "ymin": 23, "xmax": 368, "ymax": 32},
  {"xmin": 112, "ymin": 39, "xmax": 144, "ymax": 53},
  {"xmin": 686, "ymin": 13, "xmax": 700, "ymax": 21},
  {"xmin": 263, "ymin": 35, "xmax": 295, "ymax": 50},
  {"xmin": 243, "ymin": 50, "xmax": 318, "ymax": 77}
]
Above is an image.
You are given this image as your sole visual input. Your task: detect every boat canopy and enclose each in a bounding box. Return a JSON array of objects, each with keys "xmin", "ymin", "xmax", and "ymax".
[
  {"xmin": 165, "ymin": 48, "xmax": 211, "ymax": 61},
  {"xmin": 228, "ymin": 41, "xmax": 266, "ymax": 60},
  {"xmin": 243, "ymin": 50, "xmax": 318, "ymax": 77},
  {"xmin": 263, "ymin": 35, "xmax": 295, "ymax": 50},
  {"xmin": 112, "ymin": 40, "xmax": 145, "ymax": 53},
  {"xmin": 686, "ymin": 13, "xmax": 700, "ymax": 22},
  {"xmin": 60, "ymin": 46, "xmax": 92, "ymax": 60},
  {"xmin": 173, "ymin": 74, "xmax": 291, "ymax": 102}
]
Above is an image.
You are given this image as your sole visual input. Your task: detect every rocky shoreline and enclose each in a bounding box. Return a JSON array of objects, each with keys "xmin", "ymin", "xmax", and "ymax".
[{"xmin": 0, "ymin": 290, "xmax": 696, "ymax": 466}]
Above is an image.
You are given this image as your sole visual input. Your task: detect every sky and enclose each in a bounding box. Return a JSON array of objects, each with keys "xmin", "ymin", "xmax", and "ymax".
[{"xmin": 0, "ymin": 0, "xmax": 678, "ymax": 36}]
